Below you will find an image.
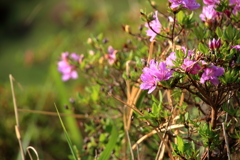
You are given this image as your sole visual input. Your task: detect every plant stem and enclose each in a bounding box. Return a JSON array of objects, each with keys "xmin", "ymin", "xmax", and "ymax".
[{"xmin": 211, "ymin": 106, "xmax": 217, "ymax": 129}]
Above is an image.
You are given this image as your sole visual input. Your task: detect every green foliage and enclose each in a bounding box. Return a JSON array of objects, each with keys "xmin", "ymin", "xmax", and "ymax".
[
  {"xmin": 198, "ymin": 123, "xmax": 221, "ymax": 150},
  {"xmin": 172, "ymin": 135, "xmax": 200, "ymax": 159},
  {"xmin": 198, "ymin": 43, "xmax": 209, "ymax": 54},
  {"xmin": 176, "ymin": 11, "xmax": 195, "ymax": 28}
]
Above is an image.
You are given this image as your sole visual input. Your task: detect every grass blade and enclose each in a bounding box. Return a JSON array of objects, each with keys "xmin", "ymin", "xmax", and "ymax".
[
  {"xmin": 98, "ymin": 120, "xmax": 118, "ymax": 160},
  {"xmin": 54, "ymin": 103, "xmax": 78, "ymax": 160}
]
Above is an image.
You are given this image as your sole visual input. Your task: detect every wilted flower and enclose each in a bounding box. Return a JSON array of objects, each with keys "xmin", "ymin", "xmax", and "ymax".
[
  {"xmin": 200, "ymin": 5, "xmax": 218, "ymax": 22},
  {"xmin": 145, "ymin": 11, "xmax": 162, "ymax": 42},
  {"xmin": 58, "ymin": 52, "xmax": 80, "ymax": 81},
  {"xmin": 105, "ymin": 46, "xmax": 117, "ymax": 65},
  {"xmin": 200, "ymin": 65, "xmax": 224, "ymax": 85},
  {"xmin": 209, "ymin": 38, "xmax": 221, "ymax": 50},
  {"xmin": 168, "ymin": 0, "xmax": 200, "ymax": 10}
]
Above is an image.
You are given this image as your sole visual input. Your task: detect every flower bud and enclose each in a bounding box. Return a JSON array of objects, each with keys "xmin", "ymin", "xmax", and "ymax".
[
  {"xmin": 151, "ymin": 1, "xmax": 156, "ymax": 7},
  {"xmin": 87, "ymin": 38, "xmax": 93, "ymax": 44},
  {"xmin": 209, "ymin": 38, "xmax": 221, "ymax": 50},
  {"xmin": 224, "ymin": 9, "xmax": 231, "ymax": 18},
  {"xmin": 124, "ymin": 25, "xmax": 131, "ymax": 34}
]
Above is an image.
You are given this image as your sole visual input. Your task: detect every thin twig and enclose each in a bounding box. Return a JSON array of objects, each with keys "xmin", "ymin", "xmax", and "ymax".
[
  {"xmin": 171, "ymin": 14, "xmax": 176, "ymax": 50},
  {"xmin": 146, "ymin": 0, "xmax": 168, "ymax": 19},
  {"xmin": 136, "ymin": 144, "xmax": 140, "ymax": 160},
  {"xmin": 18, "ymin": 108, "xmax": 90, "ymax": 119},
  {"xmin": 222, "ymin": 123, "xmax": 231, "ymax": 160}
]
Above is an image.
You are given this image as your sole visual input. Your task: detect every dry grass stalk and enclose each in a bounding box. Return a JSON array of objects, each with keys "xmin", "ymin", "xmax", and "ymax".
[
  {"xmin": 131, "ymin": 124, "xmax": 185, "ymax": 150},
  {"xmin": 10, "ymin": 74, "xmax": 25, "ymax": 160},
  {"xmin": 26, "ymin": 146, "xmax": 39, "ymax": 160}
]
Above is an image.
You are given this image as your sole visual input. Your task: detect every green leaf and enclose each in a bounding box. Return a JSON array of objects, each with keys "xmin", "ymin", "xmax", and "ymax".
[
  {"xmin": 176, "ymin": 11, "xmax": 184, "ymax": 23},
  {"xmin": 177, "ymin": 135, "xmax": 184, "ymax": 153},
  {"xmin": 198, "ymin": 43, "xmax": 208, "ymax": 54},
  {"xmin": 55, "ymin": 104, "xmax": 78, "ymax": 160},
  {"xmin": 136, "ymin": 90, "xmax": 147, "ymax": 108},
  {"xmin": 185, "ymin": 112, "xmax": 189, "ymax": 121},
  {"xmin": 98, "ymin": 120, "xmax": 118, "ymax": 160},
  {"xmin": 216, "ymin": 27, "xmax": 223, "ymax": 38},
  {"xmin": 159, "ymin": 90, "xmax": 163, "ymax": 104},
  {"xmin": 152, "ymin": 95, "xmax": 159, "ymax": 103},
  {"xmin": 193, "ymin": 27, "xmax": 205, "ymax": 40},
  {"xmin": 152, "ymin": 103, "xmax": 158, "ymax": 115}
]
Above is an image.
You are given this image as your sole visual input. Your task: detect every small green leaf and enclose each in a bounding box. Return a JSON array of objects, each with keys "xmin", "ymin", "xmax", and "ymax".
[
  {"xmin": 159, "ymin": 90, "xmax": 163, "ymax": 104},
  {"xmin": 198, "ymin": 43, "xmax": 208, "ymax": 54},
  {"xmin": 152, "ymin": 95, "xmax": 159, "ymax": 103},
  {"xmin": 177, "ymin": 135, "xmax": 184, "ymax": 153},
  {"xmin": 176, "ymin": 11, "xmax": 184, "ymax": 23},
  {"xmin": 216, "ymin": 27, "xmax": 223, "ymax": 38}
]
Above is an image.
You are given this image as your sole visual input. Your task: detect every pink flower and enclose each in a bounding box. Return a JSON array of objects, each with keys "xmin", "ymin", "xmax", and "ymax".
[
  {"xmin": 152, "ymin": 62, "xmax": 174, "ymax": 81},
  {"xmin": 70, "ymin": 53, "xmax": 80, "ymax": 61},
  {"xmin": 230, "ymin": 0, "xmax": 240, "ymax": 15},
  {"xmin": 203, "ymin": 0, "xmax": 219, "ymax": 5},
  {"xmin": 181, "ymin": 59, "xmax": 201, "ymax": 74},
  {"xmin": 181, "ymin": 46, "xmax": 194, "ymax": 57},
  {"xmin": 140, "ymin": 60, "xmax": 174, "ymax": 93},
  {"xmin": 200, "ymin": 65, "xmax": 224, "ymax": 85},
  {"xmin": 165, "ymin": 47, "xmax": 194, "ymax": 67},
  {"xmin": 231, "ymin": 45, "xmax": 240, "ymax": 50},
  {"xmin": 89, "ymin": 50, "xmax": 95, "ymax": 55},
  {"xmin": 58, "ymin": 52, "xmax": 81, "ymax": 81},
  {"xmin": 200, "ymin": 5, "xmax": 218, "ymax": 22},
  {"xmin": 105, "ymin": 46, "xmax": 117, "ymax": 65},
  {"xmin": 166, "ymin": 52, "xmax": 176, "ymax": 66},
  {"xmin": 169, "ymin": 0, "xmax": 200, "ymax": 10},
  {"xmin": 145, "ymin": 11, "xmax": 162, "ymax": 42},
  {"xmin": 140, "ymin": 72, "xmax": 158, "ymax": 94}
]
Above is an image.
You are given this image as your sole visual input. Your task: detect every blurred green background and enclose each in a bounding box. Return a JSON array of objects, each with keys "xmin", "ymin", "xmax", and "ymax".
[{"xmin": 0, "ymin": 0, "xmax": 170, "ymax": 159}]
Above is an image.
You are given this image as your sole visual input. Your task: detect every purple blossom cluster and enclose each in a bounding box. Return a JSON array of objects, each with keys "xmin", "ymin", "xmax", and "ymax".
[
  {"xmin": 230, "ymin": 0, "xmax": 240, "ymax": 15},
  {"xmin": 58, "ymin": 52, "xmax": 83, "ymax": 81},
  {"xmin": 200, "ymin": 5, "xmax": 218, "ymax": 22},
  {"xmin": 140, "ymin": 60, "xmax": 173, "ymax": 93},
  {"xmin": 168, "ymin": 0, "xmax": 200, "ymax": 10},
  {"xmin": 140, "ymin": 48, "xmax": 225, "ymax": 94},
  {"xmin": 200, "ymin": 0, "xmax": 240, "ymax": 22}
]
